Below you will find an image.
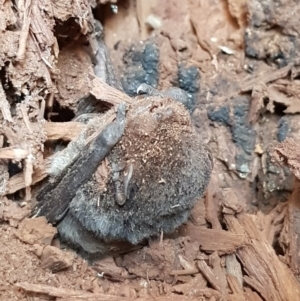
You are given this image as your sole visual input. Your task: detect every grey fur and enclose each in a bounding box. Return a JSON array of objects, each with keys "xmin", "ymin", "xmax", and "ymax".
[{"xmin": 57, "ymin": 97, "xmax": 213, "ymax": 255}]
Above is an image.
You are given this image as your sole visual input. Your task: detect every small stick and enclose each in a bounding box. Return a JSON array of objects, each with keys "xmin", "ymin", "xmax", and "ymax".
[
  {"xmin": 0, "ymin": 82, "xmax": 13, "ymax": 122},
  {"xmin": 17, "ymin": 0, "xmax": 32, "ymax": 61},
  {"xmin": 197, "ymin": 260, "xmax": 221, "ymax": 292},
  {"xmin": 89, "ymin": 73, "xmax": 133, "ymax": 105},
  {"xmin": 44, "ymin": 121, "xmax": 85, "ymax": 141},
  {"xmin": 0, "ymin": 148, "xmax": 29, "ymax": 160},
  {"xmin": 159, "ymin": 229, "xmax": 164, "ymax": 247}
]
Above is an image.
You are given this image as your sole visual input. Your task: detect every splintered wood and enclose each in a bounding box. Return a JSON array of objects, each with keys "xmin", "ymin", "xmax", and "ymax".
[
  {"xmin": 0, "ymin": 82, "xmax": 13, "ymax": 122},
  {"xmin": 14, "ymin": 179, "xmax": 300, "ymax": 301},
  {"xmin": 0, "ymin": 0, "xmax": 105, "ymax": 198},
  {"xmin": 2, "ymin": 0, "xmax": 300, "ymax": 301},
  {"xmin": 89, "ymin": 73, "xmax": 133, "ymax": 105},
  {"xmin": 272, "ymin": 138, "xmax": 300, "ymax": 280}
]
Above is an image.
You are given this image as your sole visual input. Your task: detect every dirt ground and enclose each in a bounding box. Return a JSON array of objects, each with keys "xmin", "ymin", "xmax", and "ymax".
[{"xmin": 2, "ymin": 0, "xmax": 300, "ymax": 300}]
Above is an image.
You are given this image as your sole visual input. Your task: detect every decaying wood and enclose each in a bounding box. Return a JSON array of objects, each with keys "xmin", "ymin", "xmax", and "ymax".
[
  {"xmin": 244, "ymin": 287, "xmax": 264, "ymax": 301},
  {"xmin": 209, "ymin": 251, "xmax": 227, "ymax": 292},
  {"xmin": 258, "ymin": 202, "xmax": 287, "ymax": 245},
  {"xmin": 0, "ymin": 161, "xmax": 9, "ymax": 197},
  {"xmin": 0, "ymin": 82, "xmax": 13, "ymax": 122},
  {"xmin": 170, "ymin": 255, "xmax": 198, "ymax": 275},
  {"xmin": 179, "ymin": 223, "xmax": 248, "ymax": 254},
  {"xmin": 247, "ymin": 83, "xmax": 267, "ymax": 124},
  {"xmin": 197, "ymin": 260, "xmax": 222, "ymax": 292},
  {"xmin": 227, "ymin": 274, "xmax": 243, "ymax": 296},
  {"xmin": 225, "ymin": 254, "xmax": 243, "ymax": 289},
  {"xmin": 224, "ymin": 212, "xmax": 300, "ymax": 301},
  {"xmin": 6, "ymin": 94, "xmax": 123, "ymax": 196},
  {"xmin": 7, "ymin": 111, "xmax": 116, "ymax": 195},
  {"xmin": 272, "ymin": 138, "xmax": 300, "ymax": 179},
  {"xmin": 16, "ymin": 14, "xmax": 30, "ymax": 61},
  {"xmin": 84, "ymin": 112, "xmax": 115, "ymax": 146},
  {"xmin": 279, "ymin": 179, "xmax": 300, "ymax": 278},
  {"xmin": 2, "ymin": 3, "xmax": 300, "ymax": 301},
  {"xmin": 205, "ymin": 178, "xmax": 222, "ymax": 229},
  {"xmin": 172, "ymin": 273, "xmax": 207, "ymax": 295},
  {"xmin": 14, "ymin": 282, "xmax": 130, "ymax": 301},
  {"xmin": 24, "ymin": 156, "xmax": 33, "ymax": 201},
  {"xmin": 240, "ymin": 64, "xmax": 292, "ymax": 92},
  {"xmin": 271, "ymin": 138, "xmax": 300, "ymax": 279},
  {"xmin": 170, "ymin": 269, "xmax": 198, "ymax": 276},
  {"xmin": 15, "ymin": 282, "xmax": 202, "ymax": 301},
  {"xmin": 58, "ymin": 297, "xmax": 201, "ymax": 301},
  {"xmin": 0, "ymin": 147, "xmax": 29, "ymax": 160},
  {"xmin": 44, "ymin": 121, "xmax": 85, "ymax": 141},
  {"xmin": 221, "ymin": 188, "xmax": 245, "ymax": 215},
  {"xmin": 90, "ymin": 73, "xmax": 133, "ymax": 105},
  {"xmin": 8, "ymin": 161, "xmax": 49, "ymax": 194}
]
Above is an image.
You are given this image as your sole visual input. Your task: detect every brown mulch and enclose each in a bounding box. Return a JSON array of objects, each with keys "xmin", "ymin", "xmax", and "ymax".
[{"xmin": 2, "ymin": 0, "xmax": 300, "ymax": 301}]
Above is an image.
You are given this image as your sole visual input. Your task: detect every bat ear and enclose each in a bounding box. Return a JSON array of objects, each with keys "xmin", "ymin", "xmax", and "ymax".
[{"xmin": 137, "ymin": 83, "xmax": 152, "ymax": 95}]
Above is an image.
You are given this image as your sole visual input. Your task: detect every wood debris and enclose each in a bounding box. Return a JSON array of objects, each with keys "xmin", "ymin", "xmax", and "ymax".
[{"xmin": 2, "ymin": 0, "xmax": 300, "ymax": 301}]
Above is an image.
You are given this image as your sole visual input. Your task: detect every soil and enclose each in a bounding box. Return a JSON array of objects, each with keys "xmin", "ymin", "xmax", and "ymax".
[{"xmin": 2, "ymin": 0, "xmax": 300, "ymax": 300}]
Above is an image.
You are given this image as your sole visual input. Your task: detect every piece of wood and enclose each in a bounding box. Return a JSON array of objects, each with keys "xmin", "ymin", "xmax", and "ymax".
[
  {"xmin": 197, "ymin": 260, "xmax": 222, "ymax": 292},
  {"xmin": 90, "ymin": 74, "xmax": 133, "ymax": 105},
  {"xmin": 14, "ymin": 282, "xmax": 129, "ymax": 300},
  {"xmin": 7, "ymin": 112, "xmax": 115, "ymax": 195},
  {"xmin": 272, "ymin": 138, "xmax": 300, "ymax": 179},
  {"xmin": 20, "ymin": 103, "xmax": 33, "ymax": 133},
  {"xmin": 15, "ymin": 282, "xmax": 201, "ymax": 301},
  {"xmin": 0, "ymin": 82, "xmax": 13, "ymax": 122},
  {"xmin": 8, "ymin": 161, "xmax": 49, "ymax": 194},
  {"xmin": 247, "ymin": 83, "xmax": 267, "ymax": 124},
  {"xmin": 209, "ymin": 252, "xmax": 227, "ymax": 293},
  {"xmin": 171, "ymin": 254, "xmax": 199, "ymax": 276},
  {"xmin": 40, "ymin": 245, "xmax": 73, "ymax": 273},
  {"xmin": 0, "ymin": 148, "xmax": 29, "ymax": 160},
  {"xmin": 279, "ymin": 178, "xmax": 300, "ymax": 278},
  {"xmin": 225, "ymin": 254, "xmax": 243, "ymax": 289},
  {"xmin": 16, "ymin": 6, "xmax": 31, "ymax": 61},
  {"xmin": 179, "ymin": 223, "xmax": 248, "ymax": 254},
  {"xmin": 44, "ymin": 121, "xmax": 85, "ymax": 141},
  {"xmin": 226, "ymin": 274, "xmax": 243, "ymax": 296},
  {"xmin": 58, "ymin": 297, "xmax": 200, "ymax": 301},
  {"xmin": 258, "ymin": 202, "xmax": 286, "ymax": 245},
  {"xmin": 240, "ymin": 64, "xmax": 292, "ymax": 92},
  {"xmin": 224, "ymin": 212, "xmax": 300, "ymax": 301},
  {"xmin": 244, "ymin": 276, "xmax": 269, "ymax": 301},
  {"xmin": 172, "ymin": 273, "xmax": 207, "ymax": 295},
  {"xmin": 244, "ymin": 287, "xmax": 264, "ymax": 301},
  {"xmin": 205, "ymin": 177, "xmax": 222, "ymax": 229}
]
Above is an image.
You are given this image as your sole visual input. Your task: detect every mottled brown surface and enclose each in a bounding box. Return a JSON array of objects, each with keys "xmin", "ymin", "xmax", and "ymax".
[{"xmin": 2, "ymin": 0, "xmax": 300, "ymax": 300}]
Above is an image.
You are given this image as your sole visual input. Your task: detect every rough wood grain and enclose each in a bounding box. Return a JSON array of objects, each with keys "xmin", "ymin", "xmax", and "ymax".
[
  {"xmin": 224, "ymin": 212, "xmax": 300, "ymax": 301},
  {"xmin": 90, "ymin": 74, "xmax": 132, "ymax": 105},
  {"xmin": 0, "ymin": 82, "xmax": 13, "ymax": 122},
  {"xmin": 240, "ymin": 64, "xmax": 292, "ymax": 92},
  {"xmin": 44, "ymin": 122, "xmax": 85, "ymax": 141},
  {"xmin": 15, "ymin": 282, "xmax": 201, "ymax": 301},
  {"xmin": 179, "ymin": 223, "xmax": 248, "ymax": 254},
  {"xmin": 279, "ymin": 179, "xmax": 300, "ymax": 278}
]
